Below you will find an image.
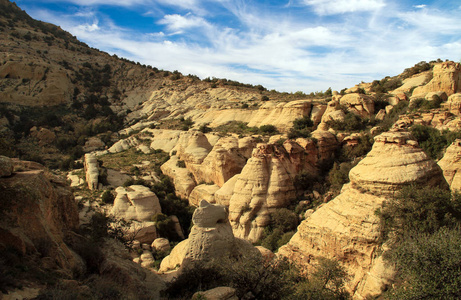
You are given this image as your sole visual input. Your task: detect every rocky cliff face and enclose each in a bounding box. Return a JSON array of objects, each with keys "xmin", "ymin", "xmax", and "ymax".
[
  {"xmin": 0, "ymin": 156, "xmax": 81, "ymax": 276},
  {"xmin": 278, "ymin": 131, "xmax": 448, "ymax": 299},
  {"xmin": 413, "ymin": 61, "xmax": 461, "ymax": 97}
]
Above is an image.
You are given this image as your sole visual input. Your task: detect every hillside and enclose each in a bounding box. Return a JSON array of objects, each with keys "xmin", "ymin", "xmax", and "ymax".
[{"xmin": 2, "ymin": 0, "xmax": 461, "ymax": 298}]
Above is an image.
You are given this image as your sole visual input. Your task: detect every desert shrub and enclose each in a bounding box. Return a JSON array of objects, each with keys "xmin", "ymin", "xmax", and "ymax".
[
  {"xmin": 260, "ymin": 208, "xmax": 299, "ymax": 251},
  {"xmin": 177, "ymin": 160, "xmax": 186, "ymax": 168},
  {"xmin": 288, "ymin": 116, "xmax": 314, "ymax": 139},
  {"xmin": 261, "ymin": 95, "xmax": 269, "ymax": 101},
  {"xmin": 293, "ymin": 171, "xmax": 321, "ymax": 193},
  {"xmin": 410, "ymin": 125, "xmax": 448, "ymax": 159},
  {"xmin": 341, "ymin": 134, "xmax": 373, "ymax": 160},
  {"xmin": 377, "ymin": 185, "xmax": 461, "ymax": 244},
  {"xmin": 385, "ymin": 227, "xmax": 461, "ymax": 300},
  {"xmin": 164, "ymin": 253, "xmax": 349, "ymax": 299},
  {"xmin": 411, "ymin": 97, "xmax": 442, "ymax": 110},
  {"xmin": 101, "ymin": 190, "xmax": 115, "ymax": 204},
  {"xmin": 327, "ymin": 112, "xmax": 368, "ymax": 132},
  {"xmin": 151, "ymin": 175, "xmax": 195, "ymax": 237},
  {"xmin": 152, "ymin": 213, "xmax": 180, "ymax": 241},
  {"xmin": 294, "ymin": 257, "xmax": 349, "ymax": 299},
  {"xmin": 259, "ymin": 124, "xmax": 278, "ymax": 135},
  {"xmin": 198, "ymin": 124, "xmax": 212, "ymax": 133},
  {"xmin": 377, "ymin": 101, "xmax": 408, "ymax": 132},
  {"xmin": 241, "ymin": 103, "xmax": 249, "ymax": 109},
  {"xmin": 328, "ymin": 161, "xmax": 355, "ymax": 191}
]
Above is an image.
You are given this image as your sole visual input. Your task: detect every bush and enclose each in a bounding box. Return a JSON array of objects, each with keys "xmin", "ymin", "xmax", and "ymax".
[
  {"xmin": 259, "ymin": 124, "xmax": 278, "ymax": 135},
  {"xmin": 101, "ymin": 190, "xmax": 115, "ymax": 204},
  {"xmin": 410, "ymin": 125, "xmax": 447, "ymax": 160},
  {"xmin": 326, "ymin": 112, "xmax": 368, "ymax": 132},
  {"xmin": 377, "ymin": 185, "xmax": 461, "ymax": 244},
  {"xmin": 328, "ymin": 162, "xmax": 355, "ymax": 191},
  {"xmin": 385, "ymin": 227, "xmax": 461, "ymax": 300}
]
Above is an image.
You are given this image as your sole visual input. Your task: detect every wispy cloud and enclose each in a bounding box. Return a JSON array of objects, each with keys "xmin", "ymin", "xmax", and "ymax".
[
  {"xmin": 19, "ymin": 0, "xmax": 461, "ymax": 93},
  {"xmin": 301, "ymin": 0, "xmax": 386, "ymax": 15}
]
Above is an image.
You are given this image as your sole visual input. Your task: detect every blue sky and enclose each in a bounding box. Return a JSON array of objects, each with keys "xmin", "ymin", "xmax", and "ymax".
[{"xmin": 14, "ymin": 0, "xmax": 461, "ymax": 93}]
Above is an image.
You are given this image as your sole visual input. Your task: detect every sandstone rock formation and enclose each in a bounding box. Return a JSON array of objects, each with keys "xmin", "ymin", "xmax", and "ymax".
[
  {"xmin": 0, "ymin": 160, "xmax": 82, "ymax": 276},
  {"xmin": 278, "ymin": 131, "xmax": 448, "ymax": 299},
  {"xmin": 227, "ymin": 142, "xmax": 316, "ymax": 242},
  {"xmin": 188, "ymin": 184, "xmax": 220, "ymax": 206},
  {"xmin": 413, "ymin": 61, "xmax": 461, "ymax": 96},
  {"xmin": 161, "ymin": 155, "xmax": 197, "ymax": 199},
  {"xmin": 111, "ymin": 185, "xmax": 162, "ymax": 221},
  {"xmin": 349, "ymin": 131, "xmax": 447, "ymax": 195},
  {"xmin": 159, "ymin": 200, "xmax": 256, "ymax": 272},
  {"xmin": 446, "ymin": 93, "xmax": 461, "ymax": 116},
  {"xmin": 438, "ymin": 139, "xmax": 461, "ymax": 192},
  {"xmin": 339, "ymin": 93, "xmax": 375, "ymax": 117},
  {"xmin": 84, "ymin": 153, "xmax": 99, "ymax": 190}
]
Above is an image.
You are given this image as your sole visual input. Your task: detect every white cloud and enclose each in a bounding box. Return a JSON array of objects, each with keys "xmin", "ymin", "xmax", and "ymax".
[
  {"xmin": 158, "ymin": 13, "xmax": 210, "ymax": 33},
  {"xmin": 20, "ymin": 0, "xmax": 461, "ymax": 93},
  {"xmin": 302, "ymin": 0, "xmax": 386, "ymax": 15},
  {"xmin": 414, "ymin": 4, "xmax": 426, "ymax": 9}
]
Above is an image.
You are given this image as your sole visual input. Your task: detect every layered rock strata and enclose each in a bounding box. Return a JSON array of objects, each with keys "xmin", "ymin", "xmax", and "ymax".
[
  {"xmin": 438, "ymin": 139, "xmax": 461, "ymax": 192},
  {"xmin": 278, "ymin": 131, "xmax": 448, "ymax": 299}
]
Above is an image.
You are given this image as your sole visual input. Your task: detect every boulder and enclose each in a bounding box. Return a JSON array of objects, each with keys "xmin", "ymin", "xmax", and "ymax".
[
  {"xmin": 228, "ymin": 143, "xmax": 313, "ymax": 242},
  {"xmin": 161, "ymin": 155, "xmax": 196, "ymax": 199},
  {"xmin": 188, "ymin": 184, "xmax": 220, "ymax": 206},
  {"xmin": 438, "ymin": 139, "xmax": 461, "ymax": 192},
  {"xmin": 192, "ymin": 287, "xmax": 238, "ymax": 300},
  {"xmin": 446, "ymin": 93, "xmax": 461, "ymax": 115},
  {"xmin": 349, "ymin": 131, "xmax": 448, "ymax": 195},
  {"xmin": 339, "ymin": 93, "xmax": 375, "ymax": 117},
  {"xmin": 112, "ymin": 185, "xmax": 161, "ymax": 221},
  {"xmin": 152, "ymin": 238, "xmax": 170, "ymax": 252}
]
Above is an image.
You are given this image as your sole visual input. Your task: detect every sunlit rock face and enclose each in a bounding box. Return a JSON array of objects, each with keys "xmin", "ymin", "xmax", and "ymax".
[
  {"xmin": 278, "ymin": 131, "xmax": 448, "ymax": 299},
  {"xmin": 159, "ymin": 200, "xmax": 256, "ymax": 272}
]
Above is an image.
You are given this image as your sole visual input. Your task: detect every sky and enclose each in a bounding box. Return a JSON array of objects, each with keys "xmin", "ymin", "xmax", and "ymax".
[{"xmin": 14, "ymin": 0, "xmax": 461, "ymax": 93}]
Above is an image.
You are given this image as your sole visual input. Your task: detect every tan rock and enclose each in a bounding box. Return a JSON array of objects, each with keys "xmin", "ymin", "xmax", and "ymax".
[
  {"xmin": 214, "ymin": 175, "xmax": 239, "ymax": 206},
  {"xmin": 413, "ymin": 61, "xmax": 461, "ymax": 96},
  {"xmin": 109, "ymin": 136, "xmax": 139, "ymax": 153},
  {"xmin": 196, "ymin": 136, "xmax": 251, "ymax": 186},
  {"xmin": 112, "ymin": 185, "xmax": 161, "ymax": 221},
  {"xmin": 228, "ymin": 143, "xmax": 308, "ymax": 242},
  {"xmin": 391, "ymin": 73, "xmax": 430, "ymax": 94},
  {"xmin": 311, "ymin": 129, "xmax": 339, "ymax": 164},
  {"xmin": 152, "ymin": 238, "xmax": 170, "ymax": 252},
  {"xmin": 278, "ymin": 130, "xmax": 448, "ymax": 298},
  {"xmin": 339, "ymin": 93, "xmax": 375, "ymax": 117},
  {"xmin": 349, "ymin": 131, "xmax": 448, "ymax": 196},
  {"xmin": 192, "ymin": 287, "xmax": 238, "ymax": 300},
  {"xmin": 247, "ymin": 100, "xmax": 312, "ymax": 131},
  {"xmin": 134, "ymin": 223, "xmax": 158, "ymax": 244},
  {"xmin": 84, "ymin": 153, "xmax": 99, "ymax": 190},
  {"xmin": 438, "ymin": 139, "xmax": 461, "ymax": 192},
  {"xmin": 446, "ymin": 93, "xmax": 461, "ymax": 115},
  {"xmin": 189, "ymin": 184, "xmax": 220, "ymax": 206},
  {"xmin": 161, "ymin": 155, "xmax": 196, "ymax": 199},
  {"xmin": 159, "ymin": 200, "xmax": 256, "ymax": 272},
  {"xmin": 146, "ymin": 129, "xmax": 182, "ymax": 153}
]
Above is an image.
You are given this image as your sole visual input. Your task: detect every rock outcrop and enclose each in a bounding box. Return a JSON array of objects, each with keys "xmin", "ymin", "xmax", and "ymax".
[
  {"xmin": 0, "ymin": 159, "xmax": 82, "ymax": 276},
  {"xmin": 111, "ymin": 185, "xmax": 162, "ymax": 221},
  {"xmin": 227, "ymin": 142, "xmax": 316, "ymax": 242},
  {"xmin": 438, "ymin": 139, "xmax": 461, "ymax": 192},
  {"xmin": 339, "ymin": 93, "xmax": 375, "ymax": 117},
  {"xmin": 84, "ymin": 153, "xmax": 99, "ymax": 190},
  {"xmin": 278, "ymin": 131, "xmax": 448, "ymax": 299},
  {"xmin": 413, "ymin": 61, "xmax": 461, "ymax": 97},
  {"xmin": 159, "ymin": 200, "xmax": 256, "ymax": 272}
]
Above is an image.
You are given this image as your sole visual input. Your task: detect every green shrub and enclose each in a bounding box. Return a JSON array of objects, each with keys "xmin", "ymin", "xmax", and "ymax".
[
  {"xmin": 177, "ymin": 160, "xmax": 186, "ymax": 168},
  {"xmin": 288, "ymin": 116, "xmax": 314, "ymax": 139},
  {"xmin": 328, "ymin": 162, "xmax": 355, "ymax": 191},
  {"xmin": 326, "ymin": 112, "xmax": 368, "ymax": 132},
  {"xmin": 385, "ymin": 227, "xmax": 461, "ymax": 300},
  {"xmin": 410, "ymin": 125, "xmax": 448, "ymax": 159},
  {"xmin": 101, "ymin": 190, "xmax": 115, "ymax": 204},
  {"xmin": 377, "ymin": 185, "xmax": 461, "ymax": 244},
  {"xmin": 259, "ymin": 124, "xmax": 278, "ymax": 135}
]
